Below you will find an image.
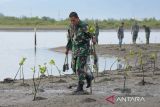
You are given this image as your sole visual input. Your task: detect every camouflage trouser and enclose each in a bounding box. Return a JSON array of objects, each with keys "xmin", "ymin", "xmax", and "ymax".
[
  {"xmin": 146, "ymin": 33, "xmax": 150, "ymax": 44},
  {"xmin": 71, "ymin": 56, "xmax": 89, "ymax": 82},
  {"xmin": 132, "ymin": 33, "xmax": 138, "ymax": 43},
  {"xmin": 118, "ymin": 35, "xmax": 124, "ymax": 48}
]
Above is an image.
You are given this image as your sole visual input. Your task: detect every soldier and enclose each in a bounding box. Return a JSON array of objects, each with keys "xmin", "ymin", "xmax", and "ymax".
[
  {"xmin": 95, "ymin": 22, "xmax": 99, "ymax": 44},
  {"xmin": 131, "ymin": 22, "xmax": 139, "ymax": 44},
  {"xmin": 65, "ymin": 12, "xmax": 96, "ymax": 93},
  {"xmin": 117, "ymin": 22, "xmax": 124, "ymax": 48},
  {"xmin": 143, "ymin": 25, "xmax": 151, "ymax": 44}
]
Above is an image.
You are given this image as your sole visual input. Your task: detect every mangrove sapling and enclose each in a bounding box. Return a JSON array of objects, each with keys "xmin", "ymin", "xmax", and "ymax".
[
  {"xmin": 122, "ymin": 56, "xmax": 132, "ymax": 93},
  {"xmin": 31, "ymin": 64, "xmax": 47, "ymax": 101},
  {"xmin": 123, "ymin": 65, "xmax": 131, "ymax": 93},
  {"xmin": 150, "ymin": 53, "xmax": 157, "ymax": 75},
  {"xmin": 50, "ymin": 59, "xmax": 62, "ymax": 79},
  {"xmin": 110, "ymin": 59, "xmax": 118, "ymax": 72},
  {"xmin": 53, "ymin": 60, "xmax": 62, "ymax": 78},
  {"xmin": 128, "ymin": 49, "xmax": 138, "ymax": 70},
  {"xmin": 138, "ymin": 52, "xmax": 145, "ymax": 85},
  {"xmin": 49, "ymin": 59, "xmax": 55, "ymax": 83},
  {"xmin": 55, "ymin": 65, "xmax": 62, "ymax": 79},
  {"xmin": 14, "ymin": 57, "xmax": 26, "ymax": 84},
  {"xmin": 44, "ymin": 63, "xmax": 50, "ymax": 77},
  {"xmin": 137, "ymin": 49, "xmax": 143, "ymax": 72},
  {"xmin": 37, "ymin": 64, "xmax": 47, "ymax": 88},
  {"xmin": 110, "ymin": 57, "xmax": 122, "ymax": 74},
  {"xmin": 31, "ymin": 67, "xmax": 37, "ymax": 101},
  {"xmin": 91, "ymin": 52, "xmax": 99, "ymax": 77}
]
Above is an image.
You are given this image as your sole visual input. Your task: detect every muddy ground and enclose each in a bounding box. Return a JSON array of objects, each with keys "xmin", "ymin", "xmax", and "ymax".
[{"xmin": 1, "ymin": 44, "xmax": 160, "ymax": 107}]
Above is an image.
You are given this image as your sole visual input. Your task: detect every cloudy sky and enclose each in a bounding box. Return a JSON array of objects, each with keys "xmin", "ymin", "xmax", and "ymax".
[{"xmin": 0, "ymin": 0, "xmax": 159, "ymax": 20}]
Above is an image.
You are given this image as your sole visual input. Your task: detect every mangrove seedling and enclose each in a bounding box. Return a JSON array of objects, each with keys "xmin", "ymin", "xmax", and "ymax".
[
  {"xmin": 123, "ymin": 65, "xmax": 130, "ymax": 92},
  {"xmin": 49, "ymin": 59, "xmax": 61, "ymax": 78},
  {"xmin": 150, "ymin": 52, "xmax": 157, "ymax": 75},
  {"xmin": 37, "ymin": 64, "xmax": 47, "ymax": 87},
  {"xmin": 122, "ymin": 56, "xmax": 132, "ymax": 93},
  {"xmin": 49, "ymin": 59, "xmax": 55, "ymax": 82},
  {"xmin": 93, "ymin": 53, "xmax": 99, "ymax": 77},
  {"xmin": 110, "ymin": 58, "xmax": 118, "ymax": 72},
  {"xmin": 31, "ymin": 66, "xmax": 37, "ymax": 101},
  {"xmin": 138, "ymin": 52, "xmax": 145, "ymax": 85},
  {"xmin": 44, "ymin": 63, "xmax": 49, "ymax": 76},
  {"xmin": 14, "ymin": 57, "xmax": 26, "ymax": 84},
  {"xmin": 31, "ymin": 63, "xmax": 47, "ymax": 101}
]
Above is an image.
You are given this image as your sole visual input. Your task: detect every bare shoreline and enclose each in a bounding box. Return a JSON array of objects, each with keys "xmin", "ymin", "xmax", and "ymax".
[{"xmin": 0, "ymin": 27, "xmax": 160, "ymax": 32}]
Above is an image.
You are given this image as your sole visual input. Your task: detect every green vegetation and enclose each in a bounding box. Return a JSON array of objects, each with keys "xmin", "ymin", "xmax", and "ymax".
[
  {"xmin": 14, "ymin": 57, "xmax": 26, "ymax": 84},
  {"xmin": 0, "ymin": 13, "xmax": 160, "ymax": 29}
]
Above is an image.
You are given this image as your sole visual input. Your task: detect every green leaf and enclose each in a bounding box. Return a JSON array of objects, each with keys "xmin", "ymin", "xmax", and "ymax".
[
  {"xmin": 31, "ymin": 67, "xmax": 35, "ymax": 73},
  {"xmin": 19, "ymin": 57, "xmax": 26, "ymax": 65},
  {"xmin": 39, "ymin": 64, "xmax": 47, "ymax": 74},
  {"xmin": 150, "ymin": 53, "xmax": 157, "ymax": 60},
  {"xmin": 117, "ymin": 57, "xmax": 121, "ymax": 62},
  {"xmin": 49, "ymin": 59, "xmax": 55, "ymax": 65}
]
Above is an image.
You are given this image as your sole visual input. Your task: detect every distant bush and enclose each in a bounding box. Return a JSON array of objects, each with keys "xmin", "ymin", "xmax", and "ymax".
[{"xmin": 0, "ymin": 14, "xmax": 160, "ymax": 29}]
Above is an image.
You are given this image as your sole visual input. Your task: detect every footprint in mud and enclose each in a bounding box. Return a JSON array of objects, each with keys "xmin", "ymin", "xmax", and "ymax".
[
  {"xmin": 154, "ymin": 73, "xmax": 160, "ymax": 75},
  {"xmin": 38, "ymin": 88, "xmax": 45, "ymax": 92},
  {"xmin": 71, "ymin": 90, "xmax": 90, "ymax": 95},
  {"xmin": 96, "ymin": 78, "xmax": 113, "ymax": 83},
  {"xmin": 81, "ymin": 98, "xmax": 96, "ymax": 103},
  {"xmin": 136, "ymin": 80, "xmax": 158, "ymax": 86},
  {"xmin": 67, "ymin": 83, "xmax": 77, "ymax": 89},
  {"xmin": 19, "ymin": 83, "xmax": 30, "ymax": 87},
  {"xmin": 134, "ymin": 74, "xmax": 151, "ymax": 77},
  {"xmin": 114, "ymin": 88, "xmax": 131, "ymax": 94},
  {"xmin": 33, "ymin": 97, "xmax": 47, "ymax": 101},
  {"xmin": 53, "ymin": 79, "xmax": 67, "ymax": 83}
]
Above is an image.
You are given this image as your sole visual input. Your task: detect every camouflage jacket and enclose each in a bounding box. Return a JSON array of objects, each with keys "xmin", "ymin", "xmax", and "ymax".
[
  {"xmin": 66, "ymin": 20, "xmax": 93, "ymax": 57},
  {"xmin": 131, "ymin": 24, "xmax": 139, "ymax": 34},
  {"xmin": 117, "ymin": 26, "xmax": 124, "ymax": 38}
]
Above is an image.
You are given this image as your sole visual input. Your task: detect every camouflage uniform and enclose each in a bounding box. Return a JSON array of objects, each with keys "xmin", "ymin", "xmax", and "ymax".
[
  {"xmin": 117, "ymin": 26, "xmax": 124, "ymax": 48},
  {"xmin": 131, "ymin": 23, "xmax": 139, "ymax": 44},
  {"xmin": 144, "ymin": 26, "xmax": 150, "ymax": 44},
  {"xmin": 66, "ymin": 20, "xmax": 93, "ymax": 84}
]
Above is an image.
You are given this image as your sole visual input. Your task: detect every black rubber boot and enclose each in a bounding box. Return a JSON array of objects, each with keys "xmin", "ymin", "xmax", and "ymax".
[
  {"xmin": 85, "ymin": 74, "xmax": 93, "ymax": 88},
  {"xmin": 75, "ymin": 81, "xmax": 84, "ymax": 92}
]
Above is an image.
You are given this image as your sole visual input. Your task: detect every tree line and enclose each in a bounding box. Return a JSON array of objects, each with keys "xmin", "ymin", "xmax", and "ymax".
[{"xmin": 0, "ymin": 13, "xmax": 160, "ymax": 29}]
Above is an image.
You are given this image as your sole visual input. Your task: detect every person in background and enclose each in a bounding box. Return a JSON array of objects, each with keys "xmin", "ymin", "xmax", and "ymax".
[
  {"xmin": 131, "ymin": 21, "xmax": 139, "ymax": 44},
  {"xmin": 117, "ymin": 22, "xmax": 124, "ymax": 48},
  {"xmin": 95, "ymin": 22, "xmax": 99, "ymax": 44},
  {"xmin": 143, "ymin": 25, "xmax": 151, "ymax": 44}
]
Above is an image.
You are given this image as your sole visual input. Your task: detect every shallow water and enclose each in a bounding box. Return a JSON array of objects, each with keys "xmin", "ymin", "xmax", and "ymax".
[{"xmin": 0, "ymin": 31, "xmax": 159, "ymax": 80}]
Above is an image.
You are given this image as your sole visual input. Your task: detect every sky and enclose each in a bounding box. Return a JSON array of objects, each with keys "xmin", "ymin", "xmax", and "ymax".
[{"xmin": 0, "ymin": 0, "xmax": 160, "ymax": 20}]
